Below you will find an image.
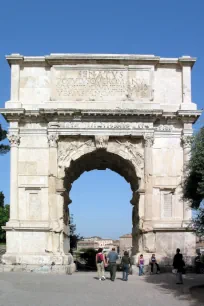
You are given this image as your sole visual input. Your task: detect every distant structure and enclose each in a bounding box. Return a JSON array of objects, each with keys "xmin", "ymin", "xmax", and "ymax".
[
  {"xmin": 119, "ymin": 234, "xmax": 132, "ymax": 254},
  {"xmin": 77, "ymin": 237, "xmax": 118, "ymax": 252}
]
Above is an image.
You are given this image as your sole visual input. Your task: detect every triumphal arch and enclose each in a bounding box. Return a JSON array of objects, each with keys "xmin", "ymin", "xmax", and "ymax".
[{"xmin": 0, "ymin": 53, "xmax": 201, "ymax": 272}]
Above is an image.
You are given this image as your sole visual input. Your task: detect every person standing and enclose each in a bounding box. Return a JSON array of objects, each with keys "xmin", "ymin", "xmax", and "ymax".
[
  {"xmin": 173, "ymin": 248, "xmax": 185, "ymax": 284},
  {"xmin": 96, "ymin": 248, "xmax": 106, "ymax": 281},
  {"xmin": 138, "ymin": 254, "xmax": 145, "ymax": 276},
  {"xmin": 195, "ymin": 252, "xmax": 201, "ymax": 274},
  {"xmin": 121, "ymin": 251, "xmax": 131, "ymax": 281},
  {"xmin": 150, "ymin": 254, "xmax": 160, "ymax": 274},
  {"xmin": 107, "ymin": 248, "xmax": 119, "ymax": 281}
]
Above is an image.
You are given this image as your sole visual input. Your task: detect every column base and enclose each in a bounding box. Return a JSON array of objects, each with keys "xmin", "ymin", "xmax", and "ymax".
[
  {"xmin": 137, "ymin": 229, "xmax": 196, "ymax": 266},
  {"xmin": 2, "ymin": 253, "xmax": 73, "ymax": 265},
  {"xmin": 0, "ymin": 263, "xmax": 76, "ymax": 274},
  {"xmin": 1, "ymin": 253, "xmax": 76, "ymax": 274}
]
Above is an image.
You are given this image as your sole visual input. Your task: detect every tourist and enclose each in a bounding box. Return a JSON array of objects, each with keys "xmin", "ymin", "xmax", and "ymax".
[
  {"xmin": 121, "ymin": 251, "xmax": 131, "ymax": 281},
  {"xmin": 173, "ymin": 248, "xmax": 185, "ymax": 284},
  {"xmin": 149, "ymin": 254, "xmax": 160, "ymax": 274},
  {"xmin": 96, "ymin": 248, "xmax": 106, "ymax": 281},
  {"xmin": 195, "ymin": 252, "xmax": 201, "ymax": 274},
  {"xmin": 107, "ymin": 248, "xmax": 119, "ymax": 281},
  {"xmin": 138, "ymin": 254, "xmax": 145, "ymax": 276}
]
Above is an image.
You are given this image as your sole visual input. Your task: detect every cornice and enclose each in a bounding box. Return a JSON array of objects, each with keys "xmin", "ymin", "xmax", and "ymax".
[
  {"xmin": 5, "ymin": 53, "xmax": 196, "ymax": 67},
  {"xmin": 0, "ymin": 108, "xmax": 202, "ymax": 123}
]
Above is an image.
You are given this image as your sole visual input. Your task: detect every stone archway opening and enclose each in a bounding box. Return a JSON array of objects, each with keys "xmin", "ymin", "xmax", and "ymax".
[{"xmin": 62, "ymin": 149, "xmax": 140, "ymax": 255}]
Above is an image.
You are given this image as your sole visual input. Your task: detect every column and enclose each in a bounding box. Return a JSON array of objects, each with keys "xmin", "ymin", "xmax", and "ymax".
[
  {"xmin": 144, "ymin": 133, "xmax": 154, "ymax": 221},
  {"xmin": 48, "ymin": 133, "xmax": 59, "ymax": 225},
  {"xmin": 181, "ymin": 135, "xmax": 192, "ymax": 220},
  {"xmin": 47, "ymin": 133, "xmax": 61, "ymax": 253},
  {"xmin": 7, "ymin": 134, "xmax": 20, "ymax": 221}
]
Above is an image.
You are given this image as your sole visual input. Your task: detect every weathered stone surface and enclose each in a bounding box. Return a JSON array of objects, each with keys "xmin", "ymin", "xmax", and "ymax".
[{"xmin": 0, "ymin": 53, "xmax": 201, "ymax": 270}]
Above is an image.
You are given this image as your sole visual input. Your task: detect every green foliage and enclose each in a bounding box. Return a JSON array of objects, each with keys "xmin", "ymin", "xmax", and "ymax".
[
  {"xmin": 0, "ymin": 192, "xmax": 4, "ymax": 208},
  {"xmin": 69, "ymin": 214, "xmax": 83, "ymax": 252},
  {"xmin": 183, "ymin": 127, "xmax": 204, "ymax": 209},
  {"xmin": 0, "ymin": 123, "xmax": 10, "ymax": 241},
  {"xmin": 0, "ymin": 124, "xmax": 10, "ymax": 155},
  {"xmin": 192, "ymin": 207, "xmax": 204, "ymax": 236},
  {"xmin": 0, "ymin": 205, "xmax": 9, "ymax": 242}
]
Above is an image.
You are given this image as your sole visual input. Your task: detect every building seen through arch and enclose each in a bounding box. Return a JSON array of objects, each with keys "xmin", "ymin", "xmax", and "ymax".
[{"xmin": 0, "ymin": 53, "xmax": 201, "ymax": 272}]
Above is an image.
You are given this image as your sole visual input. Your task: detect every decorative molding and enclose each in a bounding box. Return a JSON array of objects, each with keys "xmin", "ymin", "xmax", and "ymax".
[
  {"xmin": 144, "ymin": 133, "xmax": 154, "ymax": 147},
  {"xmin": 95, "ymin": 135, "xmax": 109, "ymax": 149},
  {"xmin": 181, "ymin": 135, "xmax": 192, "ymax": 149},
  {"xmin": 155, "ymin": 124, "xmax": 174, "ymax": 132},
  {"xmin": 48, "ymin": 134, "xmax": 59, "ymax": 148},
  {"xmin": 7, "ymin": 134, "xmax": 20, "ymax": 147}
]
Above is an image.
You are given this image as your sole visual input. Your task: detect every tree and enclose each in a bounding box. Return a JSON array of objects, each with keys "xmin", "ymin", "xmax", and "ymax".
[
  {"xmin": 0, "ymin": 192, "xmax": 4, "ymax": 208},
  {"xmin": 0, "ymin": 122, "xmax": 10, "ymax": 242},
  {"xmin": 183, "ymin": 127, "xmax": 204, "ymax": 209},
  {"xmin": 79, "ymin": 248, "xmax": 97, "ymax": 269},
  {"xmin": 0, "ymin": 193, "xmax": 9, "ymax": 243},
  {"xmin": 183, "ymin": 127, "xmax": 204, "ymax": 235},
  {"xmin": 0, "ymin": 124, "xmax": 10, "ymax": 155},
  {"xmin": 192, "ymin": 208, "xmax": 204, "ymax": 236},
  {"xmin": 69, "ymin": 214, "xmax": 82, "ymax": 251}
]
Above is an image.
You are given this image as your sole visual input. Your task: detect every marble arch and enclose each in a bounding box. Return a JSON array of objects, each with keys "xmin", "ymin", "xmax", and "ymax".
[
  {"xmin": 0, "ymin": 53, "xmax": 202, "ymax": 272},
  {"xmin": 57, "ymin": 137, "xmax": 142, "ymax": 256}
]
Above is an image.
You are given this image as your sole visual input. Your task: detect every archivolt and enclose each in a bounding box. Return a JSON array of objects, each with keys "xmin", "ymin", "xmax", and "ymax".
[{"xmin": 57, "ymin": 136, "xmax": 143, "ymax": 206}]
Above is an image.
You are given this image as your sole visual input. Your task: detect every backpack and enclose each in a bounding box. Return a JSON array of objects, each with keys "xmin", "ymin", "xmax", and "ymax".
[{"xmin": 97, "ymin": 253, "xmax": 103, "ymax": 263}]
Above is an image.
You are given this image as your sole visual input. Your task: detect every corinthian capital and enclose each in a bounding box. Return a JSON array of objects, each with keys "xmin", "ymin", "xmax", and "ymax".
[
  {"xmin": 144, "ymin": 133, "xmax": 154, "ymax": 148},
  {"xmin": 7, "ymin": 134, "xmax": 20, "ymax": 147},
  {"xmin": 181, "ymin": 135, "xmax": 192, "ymax": 149},
  {"xmin": 48, "ymin": 134, "xmax": 59, "ymax": 148}
]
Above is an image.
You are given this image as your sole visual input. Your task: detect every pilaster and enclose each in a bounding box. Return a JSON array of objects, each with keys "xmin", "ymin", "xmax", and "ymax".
[
  {"xmin": 144, "ymin": 133, "xmax": 154, "ymax": 222},
  {"xmin": 7, "ymin": 131, "xmax": 20, "ymax": 222},
  {"xmin": 181, "ymin": 135, "xmax": 192, "ymax": 221}
]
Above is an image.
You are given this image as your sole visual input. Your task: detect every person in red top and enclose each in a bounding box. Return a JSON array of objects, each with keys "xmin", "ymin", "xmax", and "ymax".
[{"xmin": 96, "ymin": 248, "xmax": 106, "ymax": 281}]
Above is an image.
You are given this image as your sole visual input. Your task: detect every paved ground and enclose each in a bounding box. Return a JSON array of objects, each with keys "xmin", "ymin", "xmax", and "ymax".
[{"xmin": 0, "ymin": 271, "xmax": 203, "ymax": 306}]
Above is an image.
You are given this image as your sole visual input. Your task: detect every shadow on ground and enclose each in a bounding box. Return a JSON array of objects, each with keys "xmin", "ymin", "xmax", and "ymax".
[{"xmin": 143, "ymin": 272, "xmax": 204, "ymax": 306}]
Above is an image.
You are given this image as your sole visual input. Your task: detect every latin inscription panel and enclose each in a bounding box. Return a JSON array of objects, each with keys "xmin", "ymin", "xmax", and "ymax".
[{"xmin": 51, "ymin": 65, "xmax": 152, "ymax": 101}]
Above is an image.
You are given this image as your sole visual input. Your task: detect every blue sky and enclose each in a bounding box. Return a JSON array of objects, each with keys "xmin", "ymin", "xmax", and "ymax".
[{"xmin": 0, "ymin": 0, "xmax": 203, "ymax": 239}]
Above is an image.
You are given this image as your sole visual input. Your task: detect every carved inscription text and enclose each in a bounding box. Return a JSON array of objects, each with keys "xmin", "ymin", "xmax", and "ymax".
[{"xmin": 52, "ymin": 67, "xmax": 151, "ymax": 101}]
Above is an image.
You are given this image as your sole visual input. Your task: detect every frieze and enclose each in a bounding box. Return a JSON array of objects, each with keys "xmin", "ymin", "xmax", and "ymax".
[
  {"xmin": 155, "ymin": 125, "xmax": 174, "ymax": 132},
  {"xmin": 61, "ymin": 121, "xmax": 151, "ymax": 130}
]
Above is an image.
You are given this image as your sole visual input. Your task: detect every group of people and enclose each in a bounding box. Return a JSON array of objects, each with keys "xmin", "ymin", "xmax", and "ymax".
[
  {"xmin": 96, "ymin": 247, "xmax": 120, "ymax": 281},
  {"xmin": 137, "ymin": 253, "xmax": 160, "ymax": 276},
  {"xmin": 96, "ymin": 247, "xmax": 186, "ymax": 284}
]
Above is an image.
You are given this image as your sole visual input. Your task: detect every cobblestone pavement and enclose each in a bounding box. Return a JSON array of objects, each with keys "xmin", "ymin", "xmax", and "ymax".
[{"xmin": 0, "ymin": 271, "xmax": 203, "ymax": 306}]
